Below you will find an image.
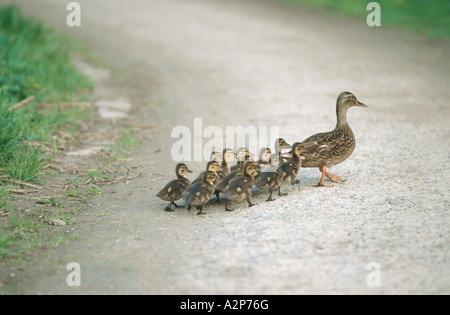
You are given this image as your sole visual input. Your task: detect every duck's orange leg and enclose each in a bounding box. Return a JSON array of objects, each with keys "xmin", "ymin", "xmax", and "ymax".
[
  {"xmin": 314, "ymin": 166, "xmax": 334, "ymax": 187},
  {"xmin": 324, "ymin": 171, "xmax": 346, "ymax": 183}
]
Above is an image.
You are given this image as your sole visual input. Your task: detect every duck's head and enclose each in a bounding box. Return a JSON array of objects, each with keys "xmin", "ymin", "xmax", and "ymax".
[
  {"xmin": 259, "ymin": 147, "xmax": 272, "ymax": 163},
  {"xmin": 275, "ymin": 138, "xmax": 291, "ymax": 151},
  {"xmin": 176, "ymin": 163, "xmax": 193, "ymax": 177},
  {"xmin": 243, "ymin": 160, "xmax": 259, "ymax": 178},
  {"xmin": 206, "ymin": 160, "xmax": 222, "ymax": 172},
  {"xmin": 223, "ymin": 148, "xmax": 237, "ymax": 162},
  {"xmin": 203, "ymin": 170, "xmax": 218, "ymax": 185},
  {"xmin": 337, "ymin": 91, "xmax": 367, "ymax": 109}
]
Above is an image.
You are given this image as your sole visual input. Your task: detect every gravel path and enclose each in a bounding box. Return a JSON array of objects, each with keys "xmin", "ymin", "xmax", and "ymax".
[{"xmin": 1, "ymin": 0, "xmax": 449, "ymax": 294}]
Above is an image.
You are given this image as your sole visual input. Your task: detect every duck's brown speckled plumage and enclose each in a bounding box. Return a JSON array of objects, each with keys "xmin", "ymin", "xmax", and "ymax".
[
  {"xmin": 300, "ymin": 91, "xmax": 367, "ymax": 186},
  {"xmin": 301, "ymin": 127, "xmax": 355, "ymax": 168}
]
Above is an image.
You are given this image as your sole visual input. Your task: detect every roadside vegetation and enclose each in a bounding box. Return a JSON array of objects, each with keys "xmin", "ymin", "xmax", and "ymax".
[
  {"xmin": 0, "ymin": 5, "xmax": 92, "ymax": 264},
  {"xmin": 279, "ymin": 0, "xmax": 449, "ymax": 37}
]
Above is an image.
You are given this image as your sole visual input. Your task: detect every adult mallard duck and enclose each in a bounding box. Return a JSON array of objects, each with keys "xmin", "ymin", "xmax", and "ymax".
[
  {"xmin": 156, "ymin": 163, "xmax": 193, "ymax": 211},
  {"xmin": 223, "ymin": 160, "xmax": 259, "ymax": 211},
  {"xmin": 301, "ymin": 91, "xmax": 367, "ymax": 187},
  {"xmin": 184, "ymin": 171, "xmax": 217, "ymax": 215}
]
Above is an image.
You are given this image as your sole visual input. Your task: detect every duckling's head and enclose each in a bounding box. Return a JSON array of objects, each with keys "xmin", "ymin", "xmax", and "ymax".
[
  {"xmin": 275, "ymin": 138, "xmax": 291, "ymax": 151},
  {"xmin": 203, "ymin": 170, "xmax": 218, "ymax": 185},
  {"xmin": 223, "ymin": 148, "xmax": 237, "ymax": 162},
  {"xmin": 292, "ymin": 142, "xmax": 305, "ymax": 158},
  {"xmin": 259, "ymin": 147, "xmax": 272, "ymax": 163},
  {"xmin": 236, "ymin": 147, "xmax": 252, "ymax": 162},
  {"xmin": 337, "ymin": 91, "xmax": 367, "ymax": 109},
  {"xmin": 270, "ymin": 154, "xmax": 280, "ymax": 166},
  {"xmin": 210, "ymin": 150, "xmax": 222, "ymax": 162},
  {"xmin": 243, "ymin": 160, "xmax": 259, "ymax": 178},
  {"xmin": 176, "ymin": 163, "xmax": 193, "ymax": 177},
  {"xmin": 206, "ymin": 160, "xmax": 222, "ymax": 172}
]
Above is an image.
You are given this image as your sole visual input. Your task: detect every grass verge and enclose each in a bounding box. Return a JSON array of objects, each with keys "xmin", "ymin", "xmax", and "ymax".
[
  {"xmin": 276, "ymin": 0, "xmax": 450, "ymax": 37},
  {"xmin": 0, "ymin": 5, "xmax": 92, "ymax": 265}
]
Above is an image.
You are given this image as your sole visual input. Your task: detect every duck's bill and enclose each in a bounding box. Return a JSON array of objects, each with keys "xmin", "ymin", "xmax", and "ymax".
[
  {"xmin": 187, "ymin": 169, "xmax": 194, "ymax": 173},
  {"xmin": 357, "ymin": 101, "xmax": 368, "ymax": 107}
]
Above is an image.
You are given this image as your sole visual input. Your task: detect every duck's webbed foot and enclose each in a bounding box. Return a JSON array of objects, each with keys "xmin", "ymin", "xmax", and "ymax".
[
  {"xmin": 325, "ymin": 171, "xmax": 346, "ymax": 183},
  {"xmin": 315, "ymin": 166, "xmax": 334, "ymax": 187}
]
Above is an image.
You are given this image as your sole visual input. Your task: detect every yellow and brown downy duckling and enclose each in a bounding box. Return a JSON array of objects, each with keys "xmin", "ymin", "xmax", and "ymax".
[
  {"xmin": 255, "ymin": 153, "xmax": 283, "ymax": 201},
  {"xmin": 301, "ymin": 91, "xmax": 368, "ymax": 187},
  {"xmin": 189, "ymin": 160, "xmax": 222, "ymax": 187},
  {"xmin": 210, "ymin": 150, "xmax": 222, "ymax": 163},
  {"xmin": 215, "ymin": 147, "xmax": 251, "ymax": 202},
  {"xmin": 156, "ymin": 163, "xmax": 193, "ymax": 211},
  {"xmin": 275, "ymin": 138, "xmax": 291, "ymax": 162},
  {"xmin": 257, "ymin": 147, "xmax": 272, "ymax": 169},
  {"xmin": 223, "ymin": 160, "xmax": 259, "ymax": 211},
  {"xmin": 184, "ymin": 170, "xmax": 218, "ymax": 215},
  {"xmin": 257, "ymin": 143, "xmax": 306, "ymax": 200},
  {"xmin": 254, "ymin": 147, "xmax": 272, "ymax": 181},
  {"xmin": 218, "ymin": 148, "xmax": 237, "ymax": 179},
  {"xmin": 229, "ymin": 147, "xmax": 252, "ymax": 173}
]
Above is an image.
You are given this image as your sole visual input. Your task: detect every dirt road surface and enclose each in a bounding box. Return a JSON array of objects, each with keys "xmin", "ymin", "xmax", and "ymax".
[{"xmin": 1, "ymin": 0, "xmax": 449, "ymax": 294}]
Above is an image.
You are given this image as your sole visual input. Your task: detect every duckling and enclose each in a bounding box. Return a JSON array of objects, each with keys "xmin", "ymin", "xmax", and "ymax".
[
  {"xmin": 210, "ymin": 150, "xmax": 222, "ymax": 162},
  {"xmin": 300, "ymin": 92, "xmax": 367, "ymax": 187},
  {"xmin": 256, "ymin": 147, "xmax": 272, "ymax": 169},
  {"xmin": 223, "ymin": 161, "xmax": 259, "ymax": 211},
  {"xmin": 255, "ymin": 154, "xmax": 283, "ymax": 201},
  {"xmin": 254, "ymin": 147, "xmax": 272, "ymax": 182},
  {"xmin": 184, "ymin": 171, "xmax": 217, "ymax": 215},
  {"xmin": 276, "ymin": 142, "xmax": 307, "ymax": 196},
  {"xmin": 256, "ymin": 143, "xmax": 305, "ymax": 200},
  {"xmin": 189, "ymin": 160, "xmax": 222, "ymax": 187},
  {"xmin": 218, "ymin": 148, "xmax": 237, "ymax": 179},
  {"xmin": 230, "ymin": 147, "xmax": 252, "ymax": 172},
  {"xmin": 275, "ymin": 138, "xmax": 291, "ymax": 162},
  {"xmin": 216, "ymin": 148, "xmax": 252, "ymax": 202},
  {"xmin": 156, "ymin": 163, "xmax": 193, "ymax": 211}
]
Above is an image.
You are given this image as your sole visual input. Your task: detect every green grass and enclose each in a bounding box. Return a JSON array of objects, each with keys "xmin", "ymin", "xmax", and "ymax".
[
  {"xmin": 0, "ymin": 208, "xmax": 77, "ymax": 264},
  {"xmin": 277, "ymin": 0, "xmax": 450, "ymax": 37},
  {"xmin": 36, "ymin": 197, "xmax": 64, "ymax": 207},
  {"xmin": 0, "ymin": 5, "xmax": 92, "ymax": 187},
  {"xmin": 0, "ymin": 6, "xmax": 93, "ymax": 265},
  {"xmin": 0, "ymin": 211, "xmax": 44, "ymax": 262},
  {"xmin": 5, "ymin": 146, "xmax": 45, "ymax": 183}
]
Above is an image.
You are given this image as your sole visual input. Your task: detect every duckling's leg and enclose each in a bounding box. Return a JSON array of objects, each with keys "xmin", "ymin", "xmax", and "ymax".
[
  {"xmin": 247, "ymin": 196, "xmax": 255, "ymax": 207},
  {"xmin": 164, "ymin": 204, "xmax": 175, "ymax": 212},
  {"xmin": 196, "ymin": 205, "xmax": 206, "ymax": 215},
  {"xmin": 315, "ymin": 166, "xmax": 334, "ymax": 187},
  {"xmin": 215, "ymin": 191, "xmax": 221, "ymax": 203},
  {"xmin": 277, "ymin": 187, "xmax": 287, "ymax": 196},
  {"xmin": 324, "ymin": 171, "xmax": 346, "ymax": 183},
  {"xmin": 266, "ymin": 188, "xmax": 276, "ymax": 201},
  {"xmin": 187, "ymin": 205, "xmax": 191, "ymax": 211}
]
